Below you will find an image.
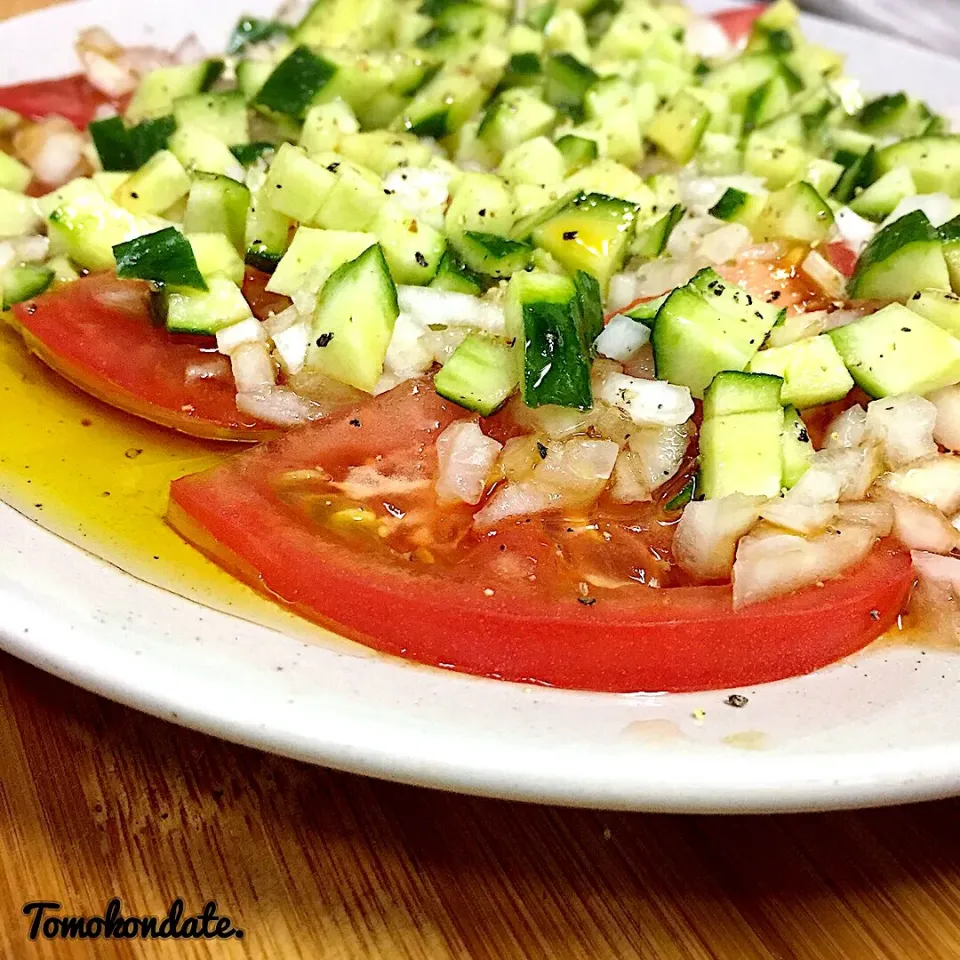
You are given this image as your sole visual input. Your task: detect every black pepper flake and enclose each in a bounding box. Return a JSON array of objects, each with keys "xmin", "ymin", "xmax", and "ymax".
[
  {"xmin": 797, "ymin": 427, "xmax": 809, "ymax": 443},
  {"xmin": 383, "ymin": 188, "xmax": 395, "ymax": 195},
  {"xmin": 770, "ymin": 290, "xmax": 781, "ymax": 301},
  {"xmin": 577, "ymin": 597, "xmax": 596, "ymax": 606},
  {"xmin": 869, "ymin": 609, "xmax": 881, "ymax": 621},
  {"xmin": 326, "ymin": 162, "xmax": 340, "ymax": 172},
  {"xmin": 414, "ymin": 251, "xmax": 428, "ymax": 268},
  {"xmin": 349, "ymin": 418, "xmax": 362, "ymax": 427},
  {"xmin": 536, "ymin": 441, "xmax": 548, "ymax": 460},
  {"xmin": 130, "ymin": 191, "xmax": 139, "ymax": 199},
  {"xmin": 912, "ymin": 292, "xmax": 922, "ymax": 300},
  {"xmin": 724, "ymin": 694, "xmax": 749, "ymax": 708},
  {"xmin": 125, "ymin": 448, "xmax": 143, "ymax": 459},
  {"xmin": 315, "ymin": 332, "xmax": 335, "ymax": 348},
  {"xmin": 478, "ymin": 208, "xmax": 486, "ymax": 217},
  {"xmin": 563, "ymin": 230, "xmax": 578, "ymax": 240},
  {"xmin": 901, "ymin": 327, "xmax": 912, "ymax": 333}
]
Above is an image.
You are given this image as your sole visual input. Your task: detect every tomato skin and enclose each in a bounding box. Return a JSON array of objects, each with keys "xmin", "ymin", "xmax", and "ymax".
[
  {"xmin": 242, "ymin": 267, "xmax": 292, "ymax": 322},
  {"xmin": 712, "ymin": 4, "xmax": 767, "ymax": 43},
  {"xmin": 169, "ymin": 382, "xmax": 913, "ymax": 694},
  {"xmin": 0, "ymin": 74, "xmax": 125, "ymax": 129},
  {"xmin": 11, "ymin": 274, "xmax": 277, "ymax": 441},
  {"xmin": 826, "ymin": 241, "xmax": 859, "ymax": 278}
]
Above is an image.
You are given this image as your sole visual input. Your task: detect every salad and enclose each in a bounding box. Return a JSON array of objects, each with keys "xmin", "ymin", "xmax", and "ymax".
[{"xmin": 0, "ymin": 0, "xmax": 957, "ymax": 693}]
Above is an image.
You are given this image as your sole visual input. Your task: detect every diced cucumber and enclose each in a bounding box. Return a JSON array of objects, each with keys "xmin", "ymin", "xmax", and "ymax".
[
  {"xmin": 46, "ymin": 255, "xmax": 80, "ymax": 289},
  {"xmin": 478, "ymin": 88, "xmax": 557, "ymax": 158},
  {"xmin": 849, "ymin": 166, "xmax": 916, "ymax": 222},
  {"xmin": 499, "ymin": 137, "xmax": 566, "ymax": 187},
  {"xmin": 93, "ymin": 171, "xmax": 130, "ymax": 199},
  {"xmin": 254, "ymin": 46, "xmax": 338, "ymax": 120},
  {"xmin": 114, "ymin": 227, "xmax": 207, "ymax": 290},
  {"xmin": 743, "ymin": 131, "xmax": 808, "ymax": 190},
  {"xmin": 829, "ymin": 303, "xmax": 960, "ymax": 397},
  {"xmin": 295, "ymin": 0, "xmax": 393, "ymax": 50},
  {"xmin": 831, "ymin": 146, "xmax": 876, "ymax": 205},
  {"xmin": 530, "ymin": 192, "xmax": 637, "ymax": 291},
  {"xmin": 129, "ymin": 116, "xmax": 178, "ymax": 168},
  {"xmin": 307, "ymin": 243, "xmax": 399, "ymax": 393},
  {"xmin": 0, "ymin": 264, "xmax": 53, "ymax": 308},
  {"xmin": 505, "ymin": 269, "xmax": 592, "ymax": 409},
  {"xmin": 746, "ymin": 335, "xmax": 854, "ymax": 409},
  {"xmin": 873, "ymin": 136, "xmax": 960, "ymax": 197},
  {"xmin": 267, "ymin": 227, "xmax": 376, "ymax": 298},
  {"xmin": 653, "ymin": 273, "xmax": 780, "ymax": 398},
  {"xmin": 804, "ymin": 158, "xmax": 845, "ymax": 197},
  {"xmin": 499, "ymin": 51, "xmax": 542, "ymax": 89},
  {"xmin": 564, "ymin": 159, "xmax": 653, "ymax": 206},
  {"xmin": 418, "ymin": 3, "xmax": 506, "ymax": 56},
  {"xmin": 371, "ymin": 199, "xmax": 445, "ymax": 284},
  {"xmin": 848, "ymin": 210, "xmax": 950, "ymax": 301},
  {"xmin": 236, "ymin": 60, "xmax": 273, "ymax": 102},
  {"xmin": 168, "ymin": 126, "xmax": 245, "ymax": 181},
  {"xmin": 300, "ymin": 101, "xmax": 360, "ymax": 156},
  {"xmin": 173, "ymin": 92, "xmax": 249, "ymax": 147},
  {"xmin": 631, "ymin": 204, "xmax": 684, "ymax": 260},
  {"xmin": 543, "ymin": 52, "xmax": 597, "ymax": 119},
  {"xmin": 446, "ymin": 172, "xmax": 515, "ymax": 243},
  {"xmin": 858, "ymin": 93, "xmax": 933, "ymax": 139},
  {"xmin": 245, "ymin": 185, "xmax": 293, "ymax": 271},
  {"xmin": 338, "ymin": 131, "xmax": 433, "ymax": 176},
  {"xmin": 456, "ymin": 232, "xmax": 532, "ymax": 278},
  {"xmin": 0, "ymin": 152, "xmax": 31, "ymax": 193},
  {"xmin": 905, "ymin": 289, "xmax": 960, "ymax": 338},
  {"xmin": 187, "ymin": 232, "xmax": 246, "ymax": 286},
  {"xmin": 698, "ymin": 410, "xmax": 784, "ymax": 500},
  {"xmin": 315, "ymin": 159, "xmax": 387, "ymax": 231},
  {"xmin": 263, "ymin": 143, "xmax": 336, "ymax": 224},
  {"xmin": 709, "ymin": 187, "xmax": 767, "ymax": 229},
  {"xmin": 397, "ymin": 68, "xmax": 488, "ymax": 139},
  {"xmin": 702, "ymin": 371, "xmax": 783, "ymax": 419},
  {"xmin": 625, "ymin": 292, "xmax": 668, "ymax": 328},
  {"xmin": 743, "ymin": 74, "xmax": 791, "ymax": 133},
  {"xmin": 939, "ymin": 216, "xmax": 960, "ymax": 294},
  {"xmin": 555, "ymin": 134, "xmax": 598, "ymax": 174},
  {"xmin": 434, "ymin": 334, "xmax": 518, "ymax": 415},
  {"xmin": 0, "ymin": 188, "xmax": 41, "ymax": 237},
  {"xmin": 696, "ymin": 133, "xmax": 742, "ymax": 177},
  {"xmin": 166, "ymin": 276, "xmax": 253, "ymax": 334},
  {"xmin": 227, "ymin": 15, "xmax": 291, "ymax": 56},
  {"xmin": 754, "ymin": 181, "xmax": 834, "ymax": 244},
  {"xmin": 690, "ymin": 267, "xmax": 784, "ymax": 332},
  {"xmin": 183, "ymin": 173, "xmax": 250, "ymax": 253},
  {"xmin": 703, "ymin": 54, "xmax": 780, "ymax": 112},
  {"xmin": 781, "ymin": 405, "xmax": 815, "ymax": 489},
  {"xmin": 645, "ymin": 90, "xmax": 710, "ymax": 165},
  {"xmin": 430, "ymin": 250, "xmax": 485, "ymax": 295},
  {"xmin": 126, "ymin": 60, "xmax": 224, "ymax": 123},
  {"xmin": 89, "ymin": 116, "xmax": 136, "ymax": 172},
  {"xmin": 113, "ymin": 150, "xmax": 191, "ymax": 217}
]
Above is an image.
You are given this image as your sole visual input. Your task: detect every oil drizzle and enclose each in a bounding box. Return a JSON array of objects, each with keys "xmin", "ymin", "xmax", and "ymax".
[{"xmin": 0, "ymin": 323, "xmax": 361, "ymax": 651}]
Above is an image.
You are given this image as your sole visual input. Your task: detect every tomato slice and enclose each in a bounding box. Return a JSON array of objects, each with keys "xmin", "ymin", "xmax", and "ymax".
[
  {"xmin": 712, "ymin": 3, "xmax": 767, "ymax": 43},
  {"xmin": 826, "ymin": 241, "xmax": 859, "ymax": 278},
  {"xmin": 0, "ymin": 74, "xmax": 125, "ymax": 130},
  {"xmin": 168, "ymin": 381, "xmax": 912, "ymax": 693},
  {"xmin": 10, "ymin": 274, "xmax": 276, "ymax": 441}
]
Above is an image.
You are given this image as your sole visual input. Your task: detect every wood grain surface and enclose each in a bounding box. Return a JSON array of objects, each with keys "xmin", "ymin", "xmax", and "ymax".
[{"xmin": 4, "ymin": 0, "xmax": 960, "ymax": 957}]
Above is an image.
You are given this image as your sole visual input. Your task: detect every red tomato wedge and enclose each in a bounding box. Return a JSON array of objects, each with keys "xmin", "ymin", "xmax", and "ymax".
[
  {"xmin": 712, "ymin": 3, "xmax": 767, "ymax": 43},
  {"xmin": 0, "ymin": 74, "xmax": 124, "ymax": 129},
  {"xmin": 11, "ymin": 274, "xmax": 277, "ymax": 441},
  {"xmin": 168, "ymin": 381, "xmax": 913, "ymax": 693}
]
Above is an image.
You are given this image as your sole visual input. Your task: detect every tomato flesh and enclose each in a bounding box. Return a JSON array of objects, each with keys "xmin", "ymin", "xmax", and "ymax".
[
  {"xmin": 11, "ymin": 274, "xmax": 276, "ymax": 441},
  {"xmin": 0, "ymin": 74, "xmax": 126, "ymax": 129},
  {"xmin": 243, "ymin": 267, "xmax": 293, "ymax": 322},
  {"xmin": 712, "ymin": 4, "xmax": 767, "ymax": 43},
  {"xmin": 826, "ymin": 241, "xmax": 859, "ymax": 278},
  {"xmin": 168, "ymin": 381, "xmax": 912, "ymax": 693}
]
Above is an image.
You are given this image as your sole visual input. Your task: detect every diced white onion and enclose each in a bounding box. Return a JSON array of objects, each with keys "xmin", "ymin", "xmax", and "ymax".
[
  {"xmin": 13, "ymin": 235, "xmax": 49, "ymax": 263},
  {"xmin": 833, "ymin": 206, "xmax": 876, "ymax": 254},
  {"xmin": 927, "ymin": 384, "xmax": 960, "ymax": 451},
  {"xmin": 864, "ymin": 395, "xmax": 938, "ymax": 469},
  {"xmin": 876, "ymin": 455, "xmax": 960, "ymax": 514},
  {"xmin": 594, "ymin": 314, "xmax": 650, "ymax": 363},
  {"xmin": 667, "ymin": 215, "xmax": 720, "ymax": 257},
  {"xmin": 911, "ymin": 550, "xmax": 960, "ymax": 591},
  {"xmin": 230, "ymin": 342, "xmax": 277, "ymax": 393},
  {"xmin": 396, "ymin": 286, "xmax": 506, "ymax": 336},
  {"xmin": 172, "ymin": 33, "xmax": 206, "ymax": 65},
  {"xmin": 435, "ymin": 421, "xmax": 502, "ymax": 506},
  {"xmin": 610, "ymin": 423, "xmax": 691, "ymax": 503},
  {"xmin": 871, "ymin": 489, "xmax": 960, "ymax": 555},
  {"xmin": 30, "ymin": 130, "xmax": 84, "ymax": 187},
  {"xmin": 216, "ymin": 317, "xmax": 267, "ymax": 356},
  {"xmin": 801, "ymin": 249, "xmax": 847, "ymax": 301},
  {"xmin": 0, "ymin": 242, "xmax": 16, "ymax": 272},
  {"xmin": 630, "ymin": 257, "xmax": 705, "ymax": 301},
  {"xmin": 825, "ymin": 405, "xmax": 867, "ymax": 449},
  {"xmin": 536, "ymin": 437, "xmax": 620, "ymax": 489},
  {"xmin": 79, "ymin": 50, "xmax": 137, "ymax": 98},
  {"xmin": 382, "ymin": 312, "xmax": 435, "ymax": 382},
  {"xmin": 674, "ymin": 494, "xmax": 766, "ymax": 581},
  {"xmin": 597, "ymin": 372, "xmax": 694, "ymax": 427},
  {"xmin": 683, "ymin": 17, "xmax": 733, "ymax": 58},
  {"xmin": 271, "ymin": 320, "xmax": 311, "ymax": 376},
  {"xmin": 700, "ymin": 222, "xmax": 752, "ymax": 265},
  {"xmin": 236, "ymin": 387, "xmax": 324, "ymax": 427},
  {"xmin": 760, "ymin": 500, "xmax": 838, "ymax": 536},
  {"xmin": 821, "ymin": 307, "xmax": 867, "ymax": 332},
  {"xmin": 473, "ymin": 481, "xmax": 558, "ymax": 528},
  {"xmin": 883, "ymin": 193, "xmax": 955, "ymax": 229},
  {"xmin": 116, "ymin": 46, "xmax": 177, "ymax": 78},
  {"xmin": 837, "ymin": 500, "xmax": 895, "ymax": 537},
  {"xmin": 732, "ymin": 522, "xmax": 876, "ymax": 609},
  {"xmin": 734, "ymin": 241, "xmax": 784, "ymax": 262},
  {"xmin": 382, "ymin": 167, "xmax": 451, "ymax": 232},
  {"xmin": 678, "ymin": 175, "xmax": 764, "ymax": 217},
  {"xmin": 607, "ymin": 273, "xmax": 644, "ymax": 313}
]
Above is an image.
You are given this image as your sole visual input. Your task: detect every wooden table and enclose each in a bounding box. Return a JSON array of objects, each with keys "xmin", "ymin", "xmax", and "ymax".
[{"xmin": 5, "ymin": 0, "xmax": 960, "ymax": 956}]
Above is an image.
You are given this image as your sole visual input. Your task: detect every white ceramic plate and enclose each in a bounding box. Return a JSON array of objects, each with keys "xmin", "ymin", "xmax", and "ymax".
[{"xmin": 3, "ymin": 0, "xmax": 960, "ymax": 814}]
